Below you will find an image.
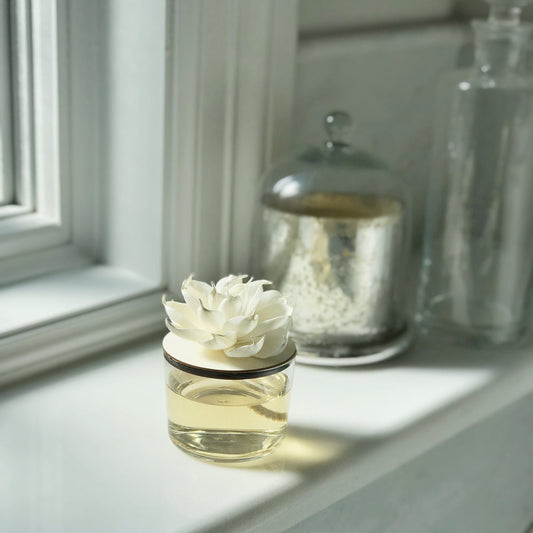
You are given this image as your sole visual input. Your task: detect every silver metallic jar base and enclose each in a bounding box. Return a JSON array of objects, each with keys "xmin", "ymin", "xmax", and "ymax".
[{"xmin": 295, "ymin": 324, "xmax": 414, "ymax": 367}]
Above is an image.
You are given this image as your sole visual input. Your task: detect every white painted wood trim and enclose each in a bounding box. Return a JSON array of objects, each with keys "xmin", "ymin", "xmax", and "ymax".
[
  {"xmin": 0, "ymin": 243, "xmax": 90, "ymax": 287},
  {"xmin": 166, "ymin": 0, "xmax": 297, "ymax": 288},
  {"xmin": 10, "ymin": 0, "xmax": 34, "ymax": 210},
  {"xmin": 0, "ymin": 0, "xmax": 14, "ymax": 206},
  {"xmin": 0, "ymin": 213, "xmax": 65, "ymax": 254},
  {"xmin": 229, "ymin": 0, "xmax": 298, "ymax": 275},
  {"xmin": 68, "ymin": 0, "xmax": 102, "ymax": 259},
  {"xmin": 0, "ymin": 204, "xmax": 31, "ymax": 219},
  {"xmin": 0, "ymin": 290, "xmax": 164, "ymax": 386},
  {"xmin": 95, "ymin": 0, "xmax": 166, "ymax": 283},
  {"xmin": 31, "ymin": 0, "xmax": 64, "ymax": 223}
]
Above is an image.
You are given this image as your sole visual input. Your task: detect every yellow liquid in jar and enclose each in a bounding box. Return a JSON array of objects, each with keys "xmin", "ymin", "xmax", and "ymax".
[{"xmin": 166, "ymin": 370, "xmax": 290, "ymax": 462}]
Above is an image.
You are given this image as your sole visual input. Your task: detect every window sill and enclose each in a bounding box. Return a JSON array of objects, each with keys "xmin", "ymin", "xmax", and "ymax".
[
  {"xmin": 2, "ymin": 331, "xmax": 532, "ymax": 531},
  {"xmin": 0, "ymin": 265, "xmax": 163, "ymax": 385},
  {"xmin": 0, "ymin": 204, "xmax": 32, "ymax": 220}
]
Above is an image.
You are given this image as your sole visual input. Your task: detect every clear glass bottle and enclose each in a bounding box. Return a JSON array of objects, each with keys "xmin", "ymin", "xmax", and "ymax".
[
  {"xmin": 253, "ymin": 112, "xmax": 413, "ymax": 365},
  {"xmin": 418, "ymin": 0, "xmax": 533, "ymax": 344}
]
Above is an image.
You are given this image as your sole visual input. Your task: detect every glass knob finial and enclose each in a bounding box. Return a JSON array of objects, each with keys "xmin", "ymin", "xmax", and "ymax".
[
  {"xmin": 485, "ymin": 0, "xmax": 532, "ymax": 25},
  {"xmin": 324, "ymin": 111, "xmax": 352, "ymax": 144}
]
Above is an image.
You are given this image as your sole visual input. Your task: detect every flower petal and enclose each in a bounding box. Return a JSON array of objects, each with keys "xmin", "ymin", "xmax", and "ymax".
[
  {"xmin": 219, "ymin": 295, "xmax": 243, "ymax": 317},
  {"xmin": 225, "ymin": 336, "xmax": 265, "ymax": 358},
  {"xmin": 197, "ymin": 302, "xmax": 225, "ymax": 333},
  {"xmin": 243, "ymin": 281, "xmax": 269, "ymax": 316},
  {"xmin": 182, "ymin": 289, "xmax": 201, "ymax": 315},
  {"xmin": 249, "ymin": 279, "xmax": 271, "ymax": 287},
  {"xmin": 165, "ymin": 319, "xmax": 212, "ymax": 343},
  {"xmin": 256, "ymin": 298, "xmax": 292, "ymax": 321},
  {"xmin": 162, "ymin": 296, "xmax": 198, "ymax": 328},
  {"xmin": 250, "ymin": 315, "xmax": 290, "ymax": 337},
  {"xmin": 252, "ymin": 328, "xmax": 288, "ymax": 359},
  {"xmin": 207, "ymin": 285, "xmax": 225, "ymax": 310},
  {"xmin": 224, "ymin": 315, "xmax": 259, "ymax": 336},
  {"xmin": 182, "ymin": 276, "xmax": 211, "ymax": 304},
  {"xmin": 256, "ymin": 290, "xmax": 284, "ymax": 310},
  {"xmin": 229, "ymin": 283, "xmax": 247, "ymax": 297},
  {"xmin": 201, "ymin": 331, "xmax": 237, "ymax": 350},
  {"xmin": 215, "ymin": 274, "xmax": 246, "ymax": 294}
]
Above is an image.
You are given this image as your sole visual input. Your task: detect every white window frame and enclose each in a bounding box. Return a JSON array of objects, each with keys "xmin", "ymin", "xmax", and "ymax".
[
  {"xmin": 0, "ymin": 0, "xmax": 86, "ymax": 281},
  {"xmin": 0, "ymin": 0, "xmax": 297, "ymax": 386}
]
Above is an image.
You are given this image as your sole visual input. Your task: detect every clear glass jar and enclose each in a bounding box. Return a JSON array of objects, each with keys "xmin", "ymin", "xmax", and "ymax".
[
  {"xmin": 418, "ymin": 0, "xmax": 533, "ymax": 344},
  {"xmin": 164, "ymin": 340, "xmax": 295, "ymax": 463},
  {"xmin": 253, "ymin": 111, "xmax": 413, "ymax": 365}
]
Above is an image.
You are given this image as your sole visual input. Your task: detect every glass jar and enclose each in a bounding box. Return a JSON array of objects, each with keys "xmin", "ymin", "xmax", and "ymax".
[
  {"xmin": 418, "ymin": 0, "xmax": 533, "ymax": 344},
  {"xmin": 163, "ymin": 333, "xmax": 296, "ymax": 463},
  {"xmin": 253, "ymin": 111, "xmax": 413, "ymax": 365}
]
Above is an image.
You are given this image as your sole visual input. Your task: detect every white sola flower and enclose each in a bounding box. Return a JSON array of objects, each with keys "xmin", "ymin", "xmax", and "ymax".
[{"xmin": 163, "ymin": 274, "xmax": 292, "ymax": 359}]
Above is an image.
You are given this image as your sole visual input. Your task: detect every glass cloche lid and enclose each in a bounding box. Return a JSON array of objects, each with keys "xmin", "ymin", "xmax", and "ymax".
[{"xmin": 259, "ymin": 111, "xmax": 406, "ymax": 214}]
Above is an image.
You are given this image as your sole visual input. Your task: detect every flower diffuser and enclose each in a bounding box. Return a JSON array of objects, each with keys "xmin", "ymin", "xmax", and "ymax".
[{"xmin": 162, "ymin": 274, "xmax": 296, "ymax": 462}]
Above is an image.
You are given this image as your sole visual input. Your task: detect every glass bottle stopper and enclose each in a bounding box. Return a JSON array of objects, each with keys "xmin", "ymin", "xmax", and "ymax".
[
  {"xmin": 324, "ymin": 111, "xmax": 352, "ymax": 148},
  {"xmin": 485, "ymin": 0, "xmax": 531, "ymax": 25}
]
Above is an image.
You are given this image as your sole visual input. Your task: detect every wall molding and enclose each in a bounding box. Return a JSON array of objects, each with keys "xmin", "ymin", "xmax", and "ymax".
[
  {"xmin": 165, "ymin": 0, "xmax": 298, "ymax": 289},
  {"xmin": 0, "ymin": 290, "xmax": 163, "ymax": 386}
]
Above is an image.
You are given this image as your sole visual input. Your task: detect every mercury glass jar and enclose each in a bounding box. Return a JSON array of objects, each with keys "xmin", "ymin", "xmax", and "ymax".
[{"xmin": 253, "ymin": 111, "xmax": 413, "ymax": 365}]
